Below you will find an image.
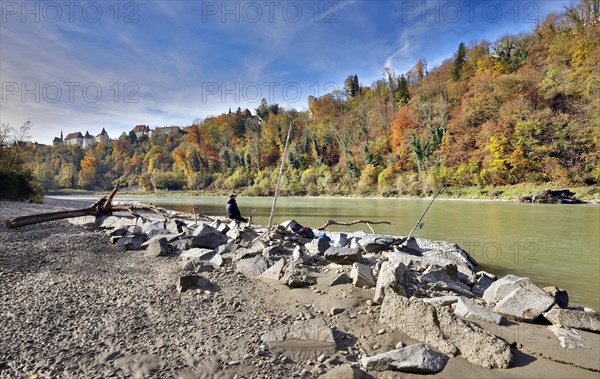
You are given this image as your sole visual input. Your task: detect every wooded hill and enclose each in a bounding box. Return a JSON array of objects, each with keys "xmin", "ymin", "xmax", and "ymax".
[{"xmin": 8, "ymin": 1, "xmax": 600, "ymax": 196}]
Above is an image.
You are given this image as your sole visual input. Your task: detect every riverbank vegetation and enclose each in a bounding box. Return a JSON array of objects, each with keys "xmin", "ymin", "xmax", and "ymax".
[
  {"xmin": 0, "ymin": 122, "xmax": 43, "ymax": 202},
  {"xmin": 12, "ymin": 1, "xmax": 600, "ymax": 199}
]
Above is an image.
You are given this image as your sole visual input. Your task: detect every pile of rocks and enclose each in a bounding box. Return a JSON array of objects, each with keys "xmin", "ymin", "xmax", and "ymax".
[
  {"xmin": 68, "ymin": 211, "xmax": 599, "ymax": 375},
  {"xmin": 518, "ymin": 189, "xmax": 586, "ymax": 204}
]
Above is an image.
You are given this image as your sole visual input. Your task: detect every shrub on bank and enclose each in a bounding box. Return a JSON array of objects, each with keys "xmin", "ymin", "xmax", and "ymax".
[{"xmin": 0, "ymin": 170, "xmax": 43, "ymax": 202}]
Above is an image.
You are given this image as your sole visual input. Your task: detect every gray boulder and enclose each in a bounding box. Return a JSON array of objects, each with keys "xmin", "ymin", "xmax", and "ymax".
[
  {"xmin": 116, "ymin": 235, "xmax": 147, "ymax": 250},
  {"xmin": 234, "ymin": 245, "xmax": 263, "ymax": 261},
  {"xmin": 305, "ymin": 238, "xmax": 331, "ymax": 256},
  {"xmin": 360, "ymin": 343, "xmax": 448, "ymax": 373},
  {"xmin": 98, "ymin": 215, "xmax": 136, "ymax": 229},
  {"xmin": 419, "ymin": 264, "xmax": 471, "ymax": 291},
  {"xmin": 454, "ymin": 297, "xmax": 502, "ymax": 325},
  {"xmin": 179, "ymin": 248, "xmax": 215, "ymax": 262},
  {"xmin": 292, "ymin": 245, "xmax": 311, "ymax": 264},
  {"xmin": 398, "ymin": 237, "xmax": 421, "ymax": 256},
  {"xmin": 330, "ymin": 232, "xmax": 348, "ymax": 248},
  {"xmin": 482, "ymin": 274, "xmax": 533, "ymax": 303},
  {"xmin": 422, "ymin": 250, "xmax": 477, "ymax": 285},
  {"xmin": 472, "ymin": 272, "xmax": 495, "ymax": 297},
  {"xmin": 350, "ymin": 263, "xmax": 376, "ymax": 288},
  {"xmin": 373, "ymin": 261, "xmax": 415, "ymax": 304},
  {"xmin": 543, "ymin": 308, "xmax": 600, "ymax": 332},
  {"xmin": 166, "ymin": 219, "xmax": 188, "ymax": 234},
  {"xmin": 324, "ymin": 247, "xmax": 362, "ymax": 265},
  {"xmin": 144, "ymin": 237, "xmax": 170, "ymax": 257},
  {"xmin": 258, "ymin": 258, "xmax": 286, "ymax": 281},
  {"xmin": 236, "ymin": 255, "xmax": 270, "ymax": 278},
  {"xmin": 280, "ymin": 262, "xmax": 317, "ymax": 288},
  {"xmin": 191, "ymin": 225, "xmax": 229, "ymax": 249},
  {"xmin": 379, "ymin": 291, "xmax": 512, "ymax": 369},
  {"xmin": 171, "ymin": 238, "xmax": 193, "ymax": 252},
  {"xmin": 226, "ymin": 228, "xmax": 258, "ymax": 243},
  {"xmin": 209, "ymin": 219, "xmax": 230, "ymax": 234},
  {"xmin": 493, "ymin": 287, "xmax": 554, "ymax": 322},
  {"xmin": 329, "ymin": 273, "xmax": 352, "ymax": 286},
  {"xmin": 358, "ymin": 235, "xmax": 398, "ymax": 253},
  {"xmin": 141, "ymin": 220, "xmax": 170, "ymax": 238},
  {"xmin": 262, "ymin": 243, "xmax": 288, "ymax": 259}
]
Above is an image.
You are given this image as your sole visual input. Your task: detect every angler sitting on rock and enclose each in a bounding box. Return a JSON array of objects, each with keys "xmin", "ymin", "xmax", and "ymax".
[{"xmin": 226, "ymin": 193, "xmax": 248, "ymax": 223}]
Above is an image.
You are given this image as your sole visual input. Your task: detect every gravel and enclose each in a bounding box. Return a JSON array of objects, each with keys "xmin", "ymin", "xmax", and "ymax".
[{"xmin": 0, "ymin": 199, "xmax": 332, "ymax": 378}]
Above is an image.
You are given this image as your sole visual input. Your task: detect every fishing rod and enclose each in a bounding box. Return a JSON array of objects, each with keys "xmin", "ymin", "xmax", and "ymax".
[{"xmin": 406, "ymin": 165, "xmax": 458, "ymax": 240}]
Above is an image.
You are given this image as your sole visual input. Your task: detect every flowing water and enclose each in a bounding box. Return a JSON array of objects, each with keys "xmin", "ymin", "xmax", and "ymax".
[{"xmin": 50, "ymin": 195, "xmax": 600, "ymax": 309}]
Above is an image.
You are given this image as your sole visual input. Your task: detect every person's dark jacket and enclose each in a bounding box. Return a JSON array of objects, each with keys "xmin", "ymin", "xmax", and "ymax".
[{"xmin": 226, "ymin": 198, "xmax": 241, "ymax": 219}]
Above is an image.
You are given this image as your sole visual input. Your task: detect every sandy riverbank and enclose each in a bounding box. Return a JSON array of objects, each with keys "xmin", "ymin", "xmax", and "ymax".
[{"xmin": 0, "ymin": 199, "xmax": 598, "ymax": 378}]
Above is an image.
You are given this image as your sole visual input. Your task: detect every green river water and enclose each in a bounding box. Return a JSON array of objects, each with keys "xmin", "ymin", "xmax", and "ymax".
[{"xmin": 52, "ymin": 195, "xmax": 600, "ymax": 310}]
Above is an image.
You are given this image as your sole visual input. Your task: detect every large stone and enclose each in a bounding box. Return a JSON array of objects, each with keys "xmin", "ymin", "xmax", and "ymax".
[
  {"xmin": 482, "ymin": 274, "xmax": 539, "ymax": 303},
  {"xmin": 454, "ymin": 297, "xmax": 502, "ymax": 325},
  {"xmin": 144, "ymin": 237, "xmax": 170, "ymax": 257},
  {"xmin": 292, "ymin": 245, "xmax": 311, "ymax": 264},
  {"xmin": 305, "ymin": 238, "xmax": 331, "ymax": 256},
  {"xmin": 226, "ymin": 228, "xmax": 258, "ymax": 243},
  {"xmin": 422, "ymin": 250, "xmax": 477, "ymax": 285},
  {"xmin": 116, "ymin": 235, "xmax": 147, "ymax": 250},
  {"xmin": 397, "ymin": 237, "xmax": 421, "ymax": 256},
  {"xmin": 261, "ymin": 319, "xmax": 335, "ymax": 356},
  {"xmin": 350, "ymin": 263, "xmax": 375, "ymax": 288},
  {"xmin": 258, "ymin": 258, "xmax": 286, "ymax": 281},
  {"xmin": 416, "ymin": 239, "xmax": 477, "ymax": 270},
  {"xmin": 358, "ymin": 235, "xmax": 398, "ymax": 254},
  {"xmin": 472, "ymin": 272, "xmax": 495, "ymax": 297},
  {"xmin": 324, "ymin": 247, "xmax": 362, "ymax": 265},
  {"xmin": 329, "ymin": 273, "xmax": 352, "ymax": 286},
  {"xmin": 280, "ymin": 262, "xmax": 317, "ymax": 288},
  {"xmin": 141, "ymin": 220, "xmax": 170, "ymax": 238},
  {"xmin": 373, "ymin": 261, "xmax": 415, "ymax": 304},
  {"xmin": 166, "ymin": 219, "xmax": 188, "ymax": 234},
  {"xmin": 543, "ymin": 286, "xmax": 569, "ymax": 309},
  {"xmin": 379, "ymin": 291, "xmax": 512, "ymax": 369},
  {"xmin": 177, "ymin": 275, "xmax": 217, "ymax": 293},
  {"xmin": 262, "ymin": 243, "xmax": 288, "ymax": 259},
  {"xmin": 493, "ymin": 287, "xmax": 554, "ymax": 322},
  {"xmin": 179, "ymin": 248, "xmax": 215, "ymax": 262},
  {"xmin": 209, "ymin": 219, "xmax": 230, "ymax": 234},
  {"xmin": 330, "ymin": 232, "xmax": 348, "ymax": 248},
  {"xmin": 98, "ymin": 215, "xmax": 136, "ymax": 229},
  {"xmin": 234, "ymin": 245, "xmax": 263, "ymax": 261},
  {"xmin": 236, "ymin": 255, "xmax": 270, "ymax": 278},
  {"xmin": 360, "ymin": 343, "xmax": 448, "ymax": 373},
  {"xmin": 419, "ymin": 264, "xmax": 472, "ymax": 293},
  {"xmin": 171, "ymin": 238, "xmax": 193, "ymax": 252},
  {"xmin": 543, "ymin": 308, "xmax": 600, "ymax": 332},
  {"xmin": 191, "ymin": 226, "xmax": 229, "ymax": 249}
]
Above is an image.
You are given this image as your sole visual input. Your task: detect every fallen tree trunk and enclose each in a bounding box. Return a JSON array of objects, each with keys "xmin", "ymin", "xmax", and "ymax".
[
  {"xmin": 6, "ymin": 184, "xmax": 121, "ymax": 229},
  {"xmin": 317, "ymin": 219, "xmax": 391, "ymax": 232}
]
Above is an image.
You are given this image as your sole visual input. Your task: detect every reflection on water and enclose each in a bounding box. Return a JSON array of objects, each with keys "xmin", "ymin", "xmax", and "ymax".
[{"xmin": 51, "ymin": 195, "xmax": 600, "ymax": 309}]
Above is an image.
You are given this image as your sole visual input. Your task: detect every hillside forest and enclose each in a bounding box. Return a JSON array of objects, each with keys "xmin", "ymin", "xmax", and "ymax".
[{"xmin": 2, "ymin": 1, "xmax": 599, "ymax": 198}]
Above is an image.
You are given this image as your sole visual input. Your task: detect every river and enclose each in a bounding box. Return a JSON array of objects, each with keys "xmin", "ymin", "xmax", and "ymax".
[{"xmin": 49, "ymin": 194, "xmax": 600, "ymax": 310}]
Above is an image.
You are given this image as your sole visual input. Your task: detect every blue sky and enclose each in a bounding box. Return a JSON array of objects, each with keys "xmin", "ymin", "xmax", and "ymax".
[{"xmin": 1, "ymin": 0, "xmax": 570, "ymax": 144}]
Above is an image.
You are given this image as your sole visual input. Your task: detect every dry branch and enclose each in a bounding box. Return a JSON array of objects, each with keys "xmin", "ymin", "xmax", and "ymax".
[{"xmin": 317, "ymin": 218, "xmax": 391, "ymax": 231}]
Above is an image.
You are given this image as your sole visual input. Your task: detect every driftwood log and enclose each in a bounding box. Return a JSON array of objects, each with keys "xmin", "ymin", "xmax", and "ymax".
[
  {"xmin": 5, "ymin": 184, "xmax": 121, "ymax": 229},
  {"xmin": 5, "ymin": 184, "xmax": 216, "ymax": 229},
  {"xmin": 317, "ymin": 218, "xmax": 391, "ymax": 233}
]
